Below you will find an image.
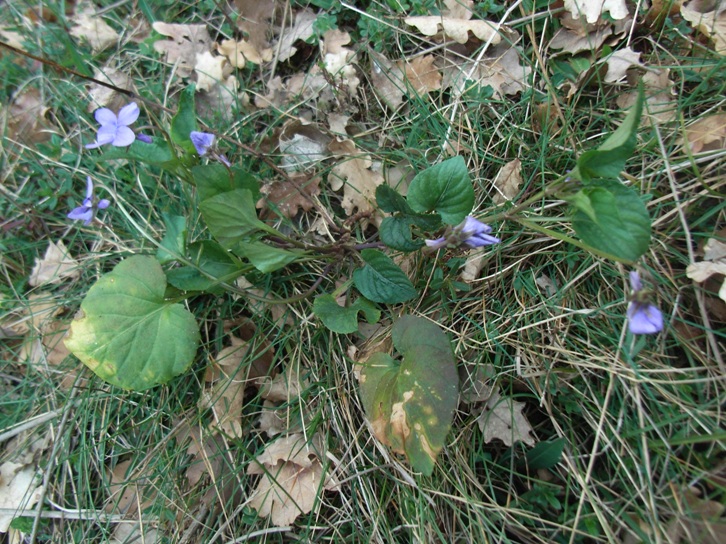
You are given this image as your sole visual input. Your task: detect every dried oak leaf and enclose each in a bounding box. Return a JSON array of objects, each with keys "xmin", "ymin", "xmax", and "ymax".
[
  {"xmin": 369, "ymin": 50, "xmax": 406, "ymax": 109},
  {"xmin": 683, "ymin": 113, "xmax": 726, "ymax": 154},
  {"xmin": 70, "ymin": 9, "xmax": 119, "ymax": 52},
  {"xmin": 404, "ymin": 15, "xmax": 502, "ymax": 45},
  {"xmin": 477, "ymin": 389, "xmax": 535, "ymax": 446},
  {"xmin": 616, "ymin": 69, "xmax": 676, "ymax": 125},
  {"xmin": 401, "ymin": 55, "xmax": 442, "ymax": 96},
  {"xmin": 601, "ymin": 47, "xmax": 642, "ymax": 84},
  {"xmin": 152, "ymin": 22, "xmax": 212, "ymax": 78},
  {"xmin": 687, "ymin": 238, "xmax": 726, "ymax": 303},
  {"xmin": 441, "ymin": 43, "xmax": 530, "ymax": 98},
  {"xmin": 681, "ymin": 1, "xmax": 726, "ymax": 55},
  {"xmin": 549, "ymin": 12, "xmax": 615, "ymax": 54},
  {"xmin": 563, "ymin": 0, "xmax": 629, "ymax": 24},
  {"xmin": 87, "ymin": 67, "xmax": 133, "ymax": 113},
  {"xmin": 234, "ymin": 0, "xmax": 275, "ymax": 54},
  {"xmin": 29, "ymin": 241, "xmax": 80, "ymax": 287},
  {"xmin": 278, "ymin": 120, "xmax": 330, "ymax": 172},
  {"xmin": 443, "ymin": 0, "xmax": 474, "ymax": 19},
  {"xmin": 217, "ymin": 38, "xmax": 272, "ymax": 68},
  {"xmin": 247, "ymin": 434, "xmax": 337, "ymax": 527},
  {"xmin": 322, "ymin": 29, "xmax": 360, "ymax": 96},
  {"xmin": 491, "ymin": 158, "xmax": 522, "ymax": 205},
  {"xmin": 328, "ymin": 139, "xmax": 384, "ymax": 217},
  {"xmin": 275, "ymin": 9, "xmax": 317, "ymax": 62}
]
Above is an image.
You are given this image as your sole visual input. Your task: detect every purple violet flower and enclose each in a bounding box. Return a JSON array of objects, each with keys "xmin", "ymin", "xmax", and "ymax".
[
  {"xmin": 459, "ymin": 216, "xmax": 501, "ymax": 248},
  {"xmin": 67, "ymin": 176, "xmax": 110, "ymax": 225},
  {"xmin": 190, "ymin": 131, "xmax": 215, "ymax": 156},
  {"xmin": 425, "ymin": 216, "xmax": 500, "ymax": 250},
  {"xmin": 626, "ymin": 271, "xmax": 663, "ymax": 335},
  {"xmin": 86, "ymin": 102, "xmax": 140, "ymax": 149}
]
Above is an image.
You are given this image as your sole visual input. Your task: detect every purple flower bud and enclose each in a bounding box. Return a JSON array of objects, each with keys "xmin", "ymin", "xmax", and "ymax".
[
  {"xmin": 86, "ymin": 102, "xmax": 140, "ymax": 149},
  {"xmin": 67, "ymin": 176, "xmax": 109, "ymax": 225},
  {"xmin": 190, "ymin": 131, "xmax": 215, "ymax": 156},
  {"xmin": 137, "ymin": 133, "xmax": 153, "ymax": 144}
]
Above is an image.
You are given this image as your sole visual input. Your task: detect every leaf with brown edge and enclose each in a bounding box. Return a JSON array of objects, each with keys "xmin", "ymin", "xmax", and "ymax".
[{"xmin": 359, "ymin": 315, "xmax": 458, "ymax": 475}]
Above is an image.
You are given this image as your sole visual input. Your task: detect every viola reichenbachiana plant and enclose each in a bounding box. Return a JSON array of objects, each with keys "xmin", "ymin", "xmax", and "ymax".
[{"xmin": 64, "ymin": 84, "xmax": 662, "ymax": 475}]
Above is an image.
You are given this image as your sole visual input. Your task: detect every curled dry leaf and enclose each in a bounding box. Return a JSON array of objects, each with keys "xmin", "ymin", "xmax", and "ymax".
[
  {"xmin": 194, "ymin": 51, "xmax": 230, "ymax": 93},
  {"xmin": 2, "ymin": 87, "xmax": 56, "ymax": 146},
  {"xmin": 152, "ymin": 22, "xmax": 212, "ymax": 78},
  {"xmin": 275, "ymin": 9, "xmax": 317, "ymax": 62},
  {"xmin": 401, "ymin": 55, "xmax": 443, "ymax": 96},
  {"xmin": 563, "ymin": 0, "xmax": 629, "ymax": 24},
  {"xmin": 601, "ymin": 47, "xmax": 642, "ymax": 84},
  {"xmin": 247, "ymin": 433, "xmax": 337, "ymax": 527},
  {"xmin": 20, "ymin": 320, "xmax": 82, "ymax": 390},
  {"xmin": 70, "ymin": 9, "xmax": 120, "ymax": 52},
  {"xmin": 278, "ymin": 120, "xmax": 330, "ymax": 172},
  {"xmin": 443, "ymin": 0, "xmax": 474, "ymax": 19},
  {"xmin": 404, "ymin": 15, "xmax": 502, "ymax": 45},
  {"xmin": 549, "ymin": 12, "xmax": 616, "ymax": 55},
  {"xmin": 686, "ymin": 238, "xmax": 726, "ymax": 303},
  {"xmin": 328, "ymin": 139, "xmax": 385, "ymax": 218},
  {"xmin": 683, "ymin": 113, "xmax": 726, "ymax": 154},
  {"xmin": 477, "ymin": 389, "xmax": 535, "ymax": 446},
  {"xmin": 28, "ymin": 241, "xmax": 80, "ymax": 287},
  {"xmin": 681, "ymin": 1, "xmax": 726, "ymax": 55},
  {"xmin": 259, "ymin": 363, "xmax": 308, "ymax": 402},
  {"xmin": 322, "ymin": 30, "xmax": 360, "ymax": 96}
]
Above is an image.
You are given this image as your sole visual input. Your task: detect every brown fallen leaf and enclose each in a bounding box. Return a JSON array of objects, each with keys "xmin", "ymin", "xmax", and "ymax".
[
  {"xmin": 28, "ymin": 241, "xmax": 80, "ymax": 287},
  {"xmin": 0, "ymin": 462, "xmax": 42, "ymax": 532},
  {"xmin": 440, "ymin": 43, "xmax": 530, "ymax": 98},
  {"xmin": 70, "ymin": 8, "xmax": 120, "ymax": 52},
  {"xmin": 667, "ymin": 487, "xmax": 726, "ymax": 544},
  {"xmin": 492, "ymin": 158, "xmax": 522, "ymax": 205},
  {"xmin": 681, "ymin": 1, "xmax": 726, "ymax": 55},
  {"xmin": 477, "ymin": 389, "xmax": 535, "ymax": 446},
  {"xmin": 443, "ymin": 0, "xmax": 474, "ymax": 19},
  {"xmin": 549, "ymin": 12, "xmax": 615, "ymax": 55},
  {"xmin": 2, "ymin": 87, "xmax": 56, "ymax": 146},
  {"xmin": 217, "ymin": 38, "xmax": 272, "ymax": 68},
  {"xmin": 369, "ymin": 50, "xmax": 406, "ymax": 109},
  {"xmin": 87, "ymin": 67, "xmax": 134, "ymax": 113},
  {"xmin": 234, "ymin": 0, "xmax": 275, "ymax": 56},
  {"xmin": 683, "ymin": 113, "xmax": 726, "ymax": 154},
  {"xmin": 328, "ymin": 139, "xmax": 385, "ymax": 218},
  {"xmin": 616, "ymin": 69, "xmax": 676, "ymax": 125},
  {"xmin": 259, "ymin": 174, "xmax": 321, "ymax": 219},
  {"xmin": 404, "ymin": 15, "xmax": 502, "ymax": 45},
  {"xmin": 152, "ymin": 22, "xmax": 212, "ymax": 78},
  {"xmin": 563, "ymin": 0, "xmax": 629, "ymax": 24},
  {"xmin": 259, "ymin": 363, "xmax": 308, "ymax": 403},
  {"xmin": 19, "ymin": 320, "xmax": 82, "ymax": 390},
  {"xmin": 247, "ymin": 433, "xmax": 337, "ymax": 527},
  {"xmin": 686, "ymin": 238, "xmax": 726, "ymax": 303},
  {"xmin": 401, "ymin": 55, "xmax": 442, "ymax": 96}
]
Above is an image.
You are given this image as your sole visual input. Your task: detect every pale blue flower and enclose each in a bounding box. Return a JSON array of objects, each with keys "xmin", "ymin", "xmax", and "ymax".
[
  {"xmin": 627, "ymin": 271, "xmax": 663, "ymax": 334},
  {"xmin": 67, "ymin": 176, "xmax": 110, "ymax": 225},
  {"xmin": 190, "ymin": 131, "xmax": 215, "ymax": 156},
  {"xmin": 86, "ymin": 102, "xmax": 140, "ymax": 149}
]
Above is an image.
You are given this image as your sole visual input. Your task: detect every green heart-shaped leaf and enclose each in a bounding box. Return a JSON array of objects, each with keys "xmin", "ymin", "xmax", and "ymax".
[
  {"xmin": 313, "ymin": 294, "xmax": 380, "ymax": 333},
  {"xmin": 64, "ymin": 255, "xmax": 200, "ymax": 391},
  {"xmin": 353, "ymin": 249, "xmax": 417, "ymax": 304},
  {"xmin": 406, "ymin": 156, "xmax": 474, "ymax": 225},
  {"xmin": 360, "ymin": 315, "xmax": 458, "ymax": 475}
]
